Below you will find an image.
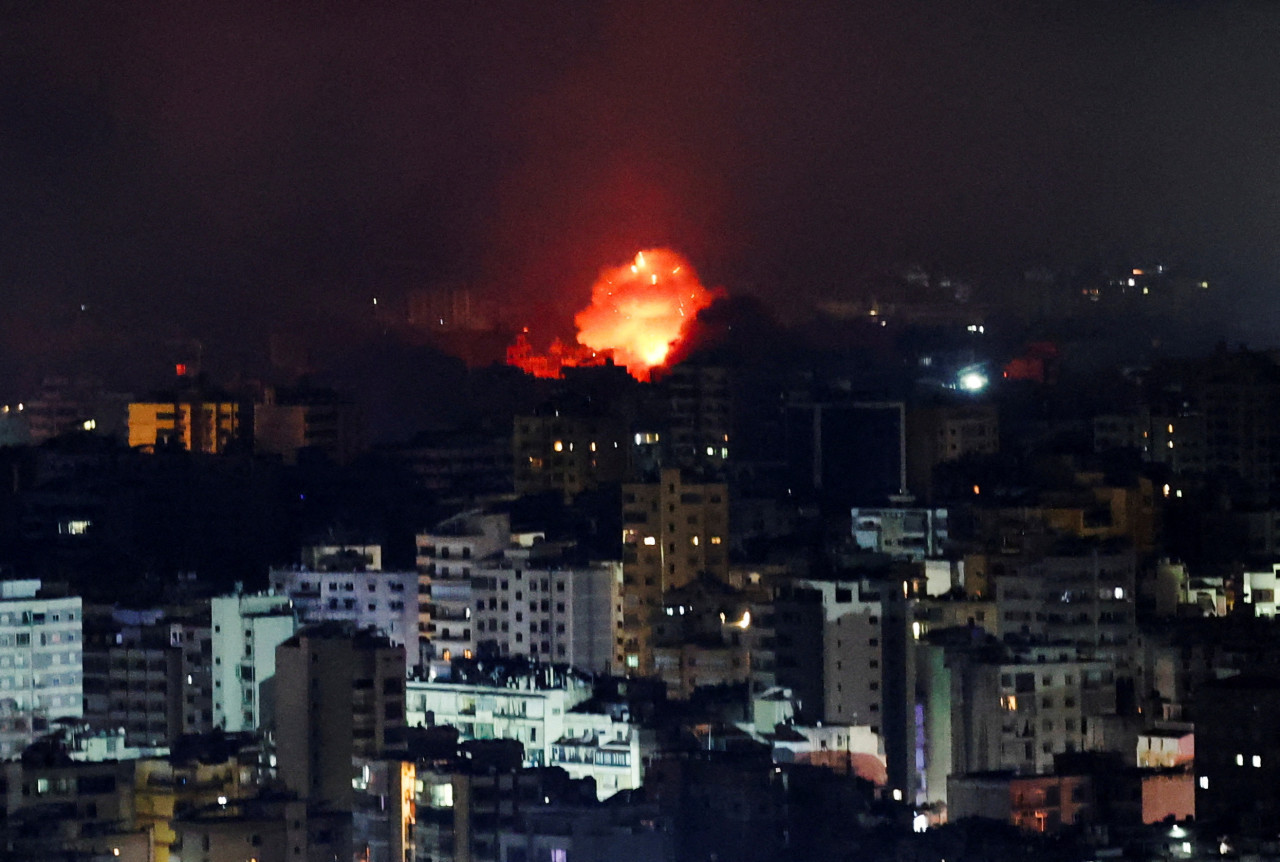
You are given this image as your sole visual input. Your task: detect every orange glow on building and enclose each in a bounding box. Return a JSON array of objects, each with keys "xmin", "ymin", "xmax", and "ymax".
[{"xmin": 508, "ymin": 249, "xmax": 721, "ymax": 382}]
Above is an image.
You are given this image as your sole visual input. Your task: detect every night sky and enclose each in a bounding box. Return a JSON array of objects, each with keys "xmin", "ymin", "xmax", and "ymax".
[{"xmin": 4, "ymin": 1, "xmax": 1280, "ymax": 393}]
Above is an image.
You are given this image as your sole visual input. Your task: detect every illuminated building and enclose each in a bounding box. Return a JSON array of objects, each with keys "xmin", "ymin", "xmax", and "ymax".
[
  {"xmin": 471, "ymin": 545, "xmax": 621, "ymax": 673},
  {"xmin": 127, "ymin": 382, "xmax": 242, "ymax": 454},
  {"xmin": 851, "ymin": 506, "xmax": 950, "ymax": 561},
  {"xmin": 0, "ymin": 579, "xmax": 83, "ymax": 760},
  {"xmin": 210, "ymin": 591, "xmax": 296, "ymax": 733},
  {"xmin": 252, "ymin": 385, "xmax": 360, "ymax": 464},
  {"xmin": 415, "ymin": 511, "xmax": 511, "ymax": 677},
  {"xmin": 620, "ymin": 469, "xmax": 729, "ymax": 674},
  {"xmin": 947, "ymin": 772, "xmax": 1094, "ymax": 833},
  {"xmin": 771, "ymin": 570, "xmax": 918, "ymax": 800},
  {"xmin": 405, "ymin": 663, "xmax": 593, "ymax": 769},
  {"xmin": 269, "ymin": 566, "xmax": 419, "ymax": 677},
  {"xmin": 273, "ymin": 624, "xmax": 406, "ymax": 812}
]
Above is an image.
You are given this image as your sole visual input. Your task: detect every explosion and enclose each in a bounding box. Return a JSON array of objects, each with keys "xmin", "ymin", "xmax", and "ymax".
[{"xmin": 508, "ymin": 248, "xmax": 721, "ymax": 382}]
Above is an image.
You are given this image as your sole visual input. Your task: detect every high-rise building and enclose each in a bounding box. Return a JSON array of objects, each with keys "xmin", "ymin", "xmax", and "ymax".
[
  {"xmin": 620, "ymin": 469, "xmax": 729, "ymax": 674},
  {"xmin": 471, "ymin": 545, "xmax": 621, "ymax": 673},
  {"xmin": 269, "ymin": 567, "xmax": 419, "ymax": 676},
  {"xmin": 0, "ymin": 579, "xmax": 83, "ymax": 759},
  {"xmin": 253, "ymin": 385, "xmax": 361, "ymax": 464},
  {"xmin": 513, "ymin": 412, "xmax": 631, "ymax": 500},
  {"xmin": 416, "ymin": 511, "xmax": 511, "ymax": 677},
  {"xmin": 127, "ymin": 377, "xmax": 243, "ymax": 454},
  {"xmin": 273, "ymin": 624, "xmax": 406, "ymax": 811},
  {"xmin": 210, "ymin": 591, "xmax": 297, "ymax": 732}
]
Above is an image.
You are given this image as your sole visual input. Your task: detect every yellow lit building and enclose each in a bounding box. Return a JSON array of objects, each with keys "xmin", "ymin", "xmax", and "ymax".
[
  {"xmin": 620, "ymin": 468, "xmax": 729, "ymax": 673},
  {"xmin": 128, "ymin": 398, "xmax": 241, "ymax": 453}
]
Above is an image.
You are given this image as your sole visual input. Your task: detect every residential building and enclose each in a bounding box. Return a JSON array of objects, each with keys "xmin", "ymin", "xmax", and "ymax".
[
  {"xmin": 269, "ymin": 566, "xmax": 418, "ymax": 674},
  {"xmin": 416, "ymin": 511, "xmax": 511, "ymax": 676},
  {"xmin": 405, "ymin": 663, "xmax": 593, "ymax": 769},
  {"xmin": 1193, "ymin": 674, "xmax": 1280, "ymax": 835},
  {"xmin": 906, "ymin": 401, "xmax": 999, "ymax": 501},
  {"xmin": 0, "ymin": 579, "xmax": 83, "ymax": 760},
  {"xmin": 620, "ymin": 469, "xmax": 729, "ymax": 674},
  {"xmin": 210, "ymin": 591, "xmax": 297, "ymax": 733},
  {"xmin": 472, "ymin": 544, "xmax": 621, "ymax": 673},
  {"xmin": 513, "ymin": 411, "xmax": 630, "ymax": 500},
  {"xmin": 253, "ymin": 385, "xmax": 360, "ymax": 464},
  {"xmin": 127, "ymin": 378, "xmax": 242, "ymax": 454},
  {"xmin": 273, "ymin": 624, "xmax": 407, "ymax": 811},
  {"xmin": 851, "ymin": 506, "xmax": 949, "ymax": 560}
]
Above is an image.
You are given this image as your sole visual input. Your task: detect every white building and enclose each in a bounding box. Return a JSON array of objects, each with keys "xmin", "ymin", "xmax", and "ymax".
[
  {"xmin": 472, "ymin": 546, "xmax": 620, "ymax": 674},
  {"xmin": 406, "ymin": 673, "xmax": 591, "ymax": 766},
  {"xmin": 268, "ymin": 567, "xmax": 418, "ymax": 674},
  {"xmin": 851, "ymin": 507, "xmax": 949, "ymax": 561},
  {"xmin": 210, "ymin": 592, "xmax": 297, "ymax": 733},
  {"xmin": 552, "ymin": 708, "xmax": 653, "ymax": 800},
  {"xmin": 416, "ymin": 511, "xmax": 512, "ymax": 676},
  {"xmin": 0, "ymin": 580, "xmax": 83, "ymax": 759},
  {"xmin": 405, "ymin": 670, "xmax": 649, "ymax": 800},
  {"xmin": 1243, "ymin": 563, "xmax": 1280, "ymax": 617}
]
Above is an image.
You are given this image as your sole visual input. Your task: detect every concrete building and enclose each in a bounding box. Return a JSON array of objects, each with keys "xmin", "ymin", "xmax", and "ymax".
[
  {"xmin": 405, "ymin": 664, "xmax": 593, "ymax": 769},
  {"xmin": 210, "ymin": 591, "xmax": 297, "ymax": 733},
  {"xmin": 949, "ymin": 648, "xmax": 1116, "ymax": 778},
  {"xmin": 1193, "ymin": 674, "xmax": 1280, "ymax": 835},
  {"xmin": 947, "ymin": 772, "xmax": 1093, "ymax": 833},
  {"xmin": 82, "ymin": 607, "xmax": 182, "ymax": 748},
  {"xmin": 417, "ymin": 511, "xmax": 512, "ymax": 676},
  {"xmin": 513, "ymin": 411, "xmax": 630, "ymax": 500},
  {"xmin": 1242, "ymin": 563, "xmax": 1280, "ymax": 616},
  {"xmin": 127, "ymin": 379, "xmax": 242, "ymax": 454},
  {"xmin": 851, "ymin": 506, "xmax": 949, "ymax": 560},
  {"xmin": 906, "ymin": 401, "xmax": 999, "ymax": 501},
  {"xmin": 273, "ymin": 625, "xmax": 406, "ymax": 811},
  {"xmin": 252, "ymin": 385, "xmax": 360, "ymax": 464},
  {"xmin": 769, "ymin": 569, "xmax": 918, "ymax": 800},
  {"xmin": 659, "ymin": 362, "xmax": 732, "ymax": 474},
  {"xmin": 24, "ymin": 376, "xmax": 130, "ymax": 443},
  {"xmin": 471, "ymin": 545, "xmax": 621, "ymax": 673},
  {"xmin": 0, "ymin": 579, "xmax": 83, "ymax": 760},
  {"xmin": 620, "ymin": 469, "xmax": 729, "ymax": 674},
  {"xmin": 269, "ymin": 566, "xmax": 418, "ymax": 674}
]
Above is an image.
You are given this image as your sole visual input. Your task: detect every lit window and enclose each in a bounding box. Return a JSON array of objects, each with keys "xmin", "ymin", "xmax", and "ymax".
[
  {"xmin": 625, "ymin": 654, "xmax": 639, "ymax": 669},
  {"xmin": 1254, "ymin": 755, "xmax": 1262, "ymax": 768},
  {"xmin": 553, "ymin": 441, "xmax": 564, "ymax": 452},
  {"xmin": 710, "ymin": 536, "xmax": 722, "ymax": 545},
  {"xmin": 643, "ymin": 536, "xmax": 656, "ymax": 546},
  {"xmin": 1237, "ymin": 754, "xmax": 1245, "ymax": 766}
]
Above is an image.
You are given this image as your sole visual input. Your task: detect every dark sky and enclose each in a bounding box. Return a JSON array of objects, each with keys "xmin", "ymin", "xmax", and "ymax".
[{"xmin": 3, "ymin": 1, "xmax": 1280, "ymax": 391}]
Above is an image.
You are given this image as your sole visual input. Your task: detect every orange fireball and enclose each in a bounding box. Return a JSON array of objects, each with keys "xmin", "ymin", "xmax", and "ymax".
[{"xmin": 574, "ymin": 249, "xmax": 718, "ymax": 381}]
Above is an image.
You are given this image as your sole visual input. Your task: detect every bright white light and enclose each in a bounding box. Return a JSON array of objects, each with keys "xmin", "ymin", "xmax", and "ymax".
[
  {"xmin": 892, "ymin": 788, "xmax": 903, "ymax": 801},
  {"xmin": 958, "ymin": 371, "xmax": 988, "ymax": 392},
  {"xmin": 913, "ymin": 813, "xmax": 929, "ymax": 833}
]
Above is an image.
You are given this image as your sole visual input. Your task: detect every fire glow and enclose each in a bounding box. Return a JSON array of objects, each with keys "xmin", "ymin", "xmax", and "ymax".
[{"xmin": 508, "ymin": 249, "xmax": 719, "ymax": 382}]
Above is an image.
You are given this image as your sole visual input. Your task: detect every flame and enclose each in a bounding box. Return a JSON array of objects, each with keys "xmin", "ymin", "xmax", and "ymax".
[
  {"xmin": 508, "ymin": 249, "xmax": 719, "ymax": 382},
  {"xmin": 573, "ymin": 249, "xmax": 717, "ymax": 381}
]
